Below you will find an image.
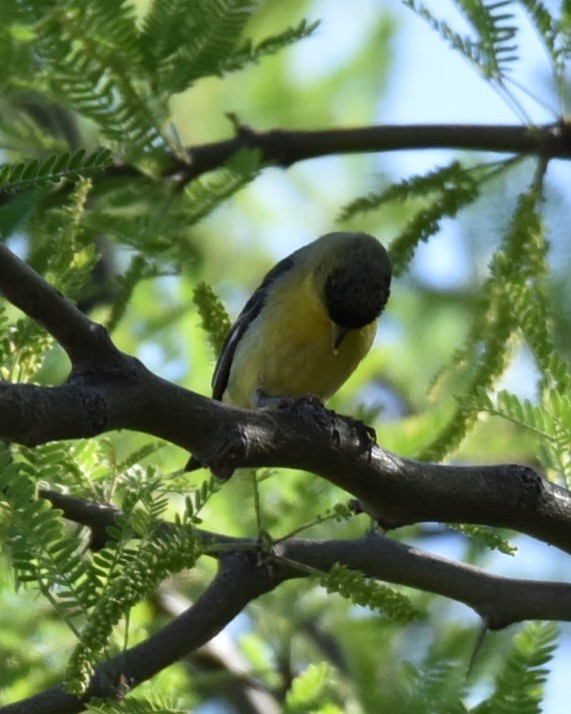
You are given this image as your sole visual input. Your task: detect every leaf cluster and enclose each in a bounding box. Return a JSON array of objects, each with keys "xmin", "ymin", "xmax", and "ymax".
[
  {"xmin": 404, "ymin": 0, "xmax": 571, "ymax": 116},
  {"xmin": 0, "ymin": 0, "xmax": 315, "ymax": 317},
  {"xmin": 0, "ymin": 148, "xmax": 111, "ymax": 194},
  {"xmin": 340, "ymin": 160, "xmax": 483, "ymax": 275},
  {"xmin": 0, "ymin": 0, "xmax": 317, "ymax": 159},
  {"xmin": 449, "ymin": 185, "xmax": 571, "ymax": 483},
  {"xmin": 404, "ymin": 0, "xmax": 519, "ymax": 80},
  {"xmin": 65, "ymin": 521, "xmax": 201, "ymax": 696},
  {"xmin": 339, "ymin": 146, "xmax": 569, "ymax": 488},
  {"xmin": 474, "ymin": 622, "xmax": 558, "ymax": 714},
  {"xmin": 0, "ymin": 439, "xmax": 205, "ymax": 699},
  {"xmin": 320, "ymin": 563, "xmax": 421, "ymax": 624},
  {"xmin": 417, "ymin": 180, "xmax": 549, "ymax": 461}
]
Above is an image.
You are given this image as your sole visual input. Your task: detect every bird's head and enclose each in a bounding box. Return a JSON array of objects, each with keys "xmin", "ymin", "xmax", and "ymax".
[{"xmin": 313, "ymin": 232, "xmax": 392, "ymax": 339}]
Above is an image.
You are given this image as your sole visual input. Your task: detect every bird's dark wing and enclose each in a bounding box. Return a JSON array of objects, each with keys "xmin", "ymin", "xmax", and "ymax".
[{"xmin": 211, "ymin": 255, "xmax": 295, "ymax": 401}]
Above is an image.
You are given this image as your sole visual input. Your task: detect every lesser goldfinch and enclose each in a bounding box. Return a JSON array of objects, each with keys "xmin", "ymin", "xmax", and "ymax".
[{"xmin": 212, "ymin": 231, "xmax": 392, "ymax": 408}]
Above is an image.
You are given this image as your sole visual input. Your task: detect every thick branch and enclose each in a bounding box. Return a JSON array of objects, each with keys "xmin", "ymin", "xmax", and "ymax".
[
  {"xmin": 0, "ymin": 552, "xmax": 278, "ymax": 714},
  {"xmin": 279, "ymin": 535, "xmax": 571, "ymax": 629},
  {"xmin": 4, "ymin": 504, "xmax": 571, "ymax": 714},
  {"xmin": 2, "ymin": 122, "xmax": 569, "ymax": 211},
  {"xmin": 40, "ymin": 489, "xmax": 571, "ymax": 629},
  {"xmin": 3, "ymin": 374, "xmax": 571, "ymax": 552},
  {"xmin": 0, "ymin": 244, "xmax": 122, "ymax": 371},
  {"xmin": 1, "ymin": 244, "xmax": 571, "ymax": 553},
  {"xmin": 155, "ymin": 585, "xmax": 281, "ymax": 714}
]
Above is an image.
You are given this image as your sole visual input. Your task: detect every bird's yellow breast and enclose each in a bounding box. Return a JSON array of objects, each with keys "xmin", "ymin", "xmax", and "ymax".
[{"xmin": 222, "ymin": 269, "xmax": 376, "ymax": 407}]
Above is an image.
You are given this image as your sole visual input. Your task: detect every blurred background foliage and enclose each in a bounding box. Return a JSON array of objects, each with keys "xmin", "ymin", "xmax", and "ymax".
[{"xmin": 0, "ymin": 0, "xmax": 570, "ymax": 712}]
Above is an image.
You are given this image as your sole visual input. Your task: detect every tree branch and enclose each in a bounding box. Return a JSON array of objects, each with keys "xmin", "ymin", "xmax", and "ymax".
[
  {"xmin": 150, "ymin": 121, "xmax": 571, "ymax": 185},
  {"xmin": 1, "ymin": 121, "xmax": 570, "ymax": 212},
  {"xmin": 154, "ymin": 585, "xmax": 282, "ymax": 714},
  {"xmin": 4, "ymin": 491, "xmax": 571, "ymax": 714},
  {"xmin": 279, "ymin": 535, "xmax": 571, "ymax": 629},
  {"xmin": 5, "ymin": 370, "xmax": 571, "ymax": 550},
  {"xmin": 0, "ymin": 552, "xmax": 278, "ymax": 714},
  {"xmin": 0, "ymin": 244, "xmax": 122, "ymax": 372},
  {"xmin": 2, "ymin": 243, "xmax": 571, "ymax": 554},
  {"xmin": 39, "ymin": 488, "xmax": 571, "ymax": 630}
]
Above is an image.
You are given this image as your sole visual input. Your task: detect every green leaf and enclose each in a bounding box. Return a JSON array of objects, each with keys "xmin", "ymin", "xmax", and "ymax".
[
  {"xmin": 475, "ymin": 622, "xmax": 558, "ymax": 714},
  {"xmin": 285, "ymin": 662, "xmax": 336, "ymax": 713},
  {"xmin": 321, "ymin": 563, "xmax": 420, "ymax": 624},
  {"xmin": 0, "ymin": 149, "xmax": 112, "ymax": 193}
]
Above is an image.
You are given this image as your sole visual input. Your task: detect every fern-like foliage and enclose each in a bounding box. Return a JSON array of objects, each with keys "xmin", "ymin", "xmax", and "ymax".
[
  {"xmin": 0, "ymin": 429, "xmax": 211, "ymax": 698},
  {"xmin": 0, "ymin": 148, "xmax": 111, "ymax": 193},
  {"xmin": 474, "ymin": 622, "xmax": 558, "ymax": 714},
  {"xmin": 320, "ymin": 563, "xmax": 421, "ymax": 624},
  {"xmin": 456, "ymin": 0, "xmax": 519, "ymax": 76},
  {"xmin": 418, "ymin": 175, "xmax": 548, "ymax": 461},
  {"xmin": 1, "ymin": 0, "xmax": 317, "ymax": 159},
  {"xmin": 140, "ymin": 0, "xmax": 255, "ymax": 94},
  {"xmin": 450, "ymin": 178, "xmax": 570, "ymax": 482},
  {"xmin": 222, "ymin": 18, "xmax": 320, "ymax": 74},
  {"xmin": 0, "ymin": 447, "xmax": 100, "ymax": 637},
  {"xmin": 403, "ymin": 1, "xmax": 519, "ymax": 81},
  {"xmin": 340, "ymin": 161, "xmax": 483, "ymax": 276},
  {"xmin": 181, "ymin": 148, "xmax": 262, "ymax": 225},
  {"xmin": 399, "ymin": 659, "xmax": 468, "ymax": 714},
  {"xmin": 141, "ymin": 0, "xmax": 318, "ymax": 95},
  {"xmin": 449, "ymin": 522, "xmax": 517, "ymax": 555},
  {"xmin": 65, "ymin": 523, "xmax": 201, "ymax": 696},
  {"xmin": 0, "ymin": 315, "xmax": 53, "ymax": 383},
  {"xmin": 193, "ymin": 281, "xmax": 232, "ymax": 357},
  {"xmin": 58, "ymin": 468, "xmax": 217, "ymax": 695},
  {"xmin": 31, "ymin": 178, "xmax": 100, "ymax": 299},
  {"xmin": 404, "ymin": 1, "xmax": 570, "ymax": 117},
  {"xmin": 175, "ymin": 475, "xmax": 223, "ymax": 527},
  {"xmin": 458, "ymin": 386, "xmax": 571, "ymax": 484},
  {"xmin": 3, "ymin": 179, "xmax": 96, "ymax": 367},
  {"xmin": 76, "ymin": 148, "xmax": 260, "ymax": 265},
  {"xmin": 35, "ymin": 1, "xmax": 164, "ymax": 155},
  {"xmin": 0, "ymin": 178, "xmax": 101, "ymax": 369},
  {"xmin": 518, "ymin": 0, "xmax": 571, "ymax": 110}
]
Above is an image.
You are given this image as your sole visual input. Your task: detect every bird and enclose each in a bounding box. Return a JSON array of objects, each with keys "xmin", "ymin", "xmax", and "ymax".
[
  {"xmin": 210, "ymin": 231, "xmax": 392, "ymax": 409},
  {"xmin": 185, "ymin": 231, "xmax": 392, "ymax": 472}
]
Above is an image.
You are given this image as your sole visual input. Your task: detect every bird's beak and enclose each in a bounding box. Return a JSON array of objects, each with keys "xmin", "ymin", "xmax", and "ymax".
[{"xmin": 332, "ymin": 323, "xmax": 350, "ymax": 352}]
